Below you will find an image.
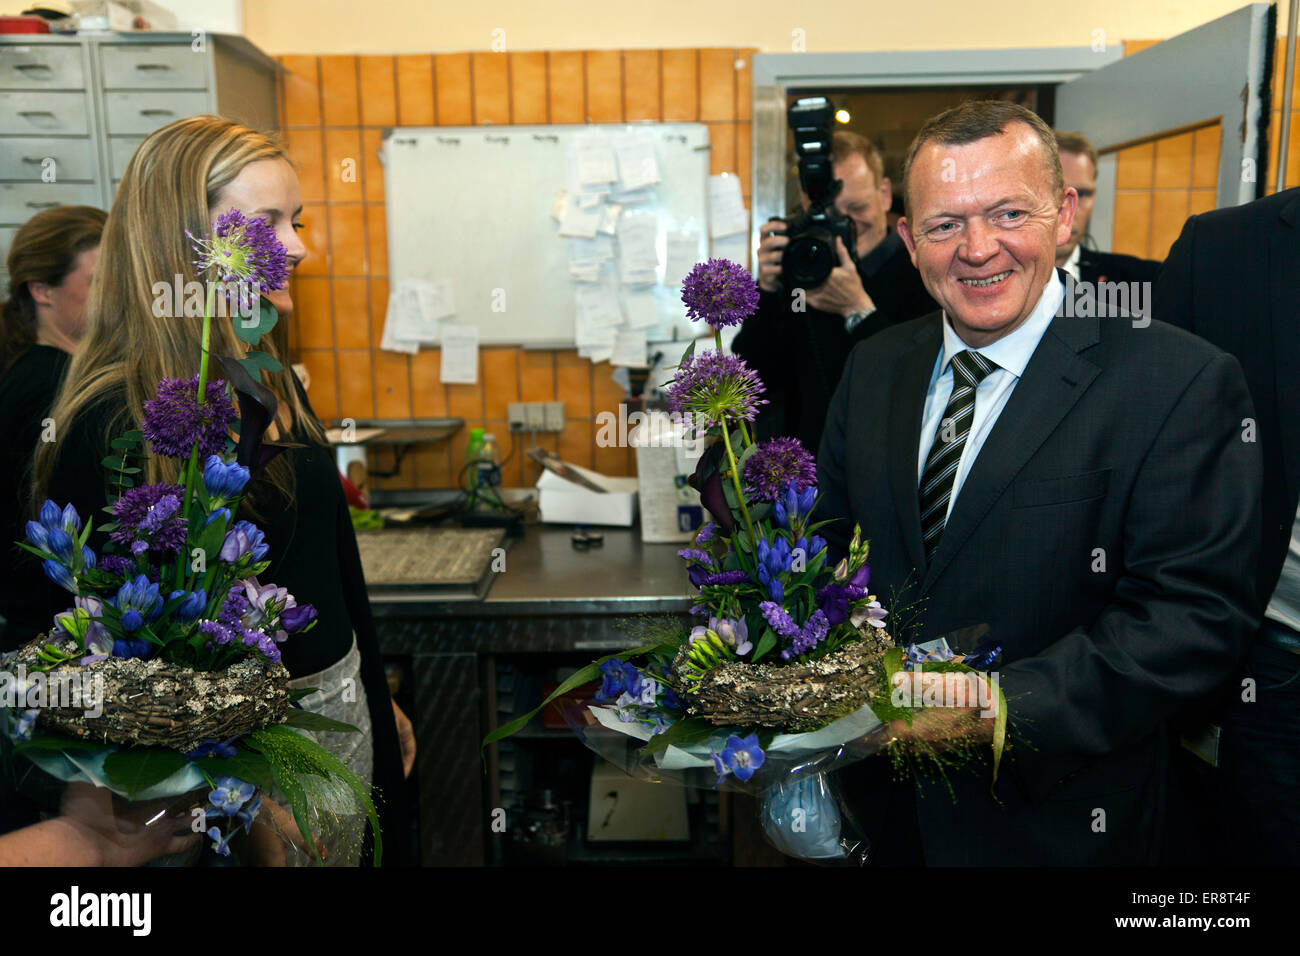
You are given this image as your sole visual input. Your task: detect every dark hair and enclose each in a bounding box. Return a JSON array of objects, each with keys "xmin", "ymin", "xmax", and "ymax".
[
  {"xmin": 902, "ymin": 100, "xmax": 1062, "ymax": 219},
  {"xmin": 1, "ymin": 205, "xmax": 106, "ymax": 372},
  {"xmin": 1054, "ymin": 129, "xmax": 1099, "ymax": 171}
]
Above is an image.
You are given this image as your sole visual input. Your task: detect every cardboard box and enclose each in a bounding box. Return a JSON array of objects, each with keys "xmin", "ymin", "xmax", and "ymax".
[
  {"xmin": 536, "ymin": 460, "xmax": 639, "ymax": 526},
  {"xmin": 586, "ymin": 762, "xmax": 689, "ymax": 842}
]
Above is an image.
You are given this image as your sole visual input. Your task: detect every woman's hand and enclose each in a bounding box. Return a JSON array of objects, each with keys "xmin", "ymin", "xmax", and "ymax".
[
  {"xmin": 393, "ymin": 699, "xmax": 416, "ymax": 778},
  {"xmin": 55, "ymin": 782, "xmax": 200, "ymax": 866}
]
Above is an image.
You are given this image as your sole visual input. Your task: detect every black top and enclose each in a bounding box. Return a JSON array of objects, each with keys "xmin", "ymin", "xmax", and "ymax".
[
  {"xmin": 731, "ymin": 230, "xmax": 936, "ymax": 453},
  {"xmin": 1078, "ymin": 248, "xmax": 1162, "ymax": 286},
  {"xmin": 12, "ymin": 375, "xmax": 409, "ymax": 861},
  {"xmin": 0, "ymin": 344, "xmax": 71, "ymax": 651}
]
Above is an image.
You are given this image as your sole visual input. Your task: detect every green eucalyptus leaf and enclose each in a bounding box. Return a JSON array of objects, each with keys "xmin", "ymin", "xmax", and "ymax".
[
  {"xmin": 282, "ymin": 710, "xmax": 361, "ymax": 734},
  {"xmin": 191, "ymin": 752, "xmax": 276, "ymax": 793},
  {"xmin": 232, "ymin": 297, "xmax": 279, "ymax": 346},
  {"xmin": 102, "ymin": 748, "xmax": 189, "ymax": 798},
  {"xmin": 237, "ymin": 350, "xmax": 283, "ymax": 378}
]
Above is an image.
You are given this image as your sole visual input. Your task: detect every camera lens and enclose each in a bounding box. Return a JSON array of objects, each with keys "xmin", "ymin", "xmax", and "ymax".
[{"xmin": 782, "ymin": 234, "xmax": 836, "ymax": 289}]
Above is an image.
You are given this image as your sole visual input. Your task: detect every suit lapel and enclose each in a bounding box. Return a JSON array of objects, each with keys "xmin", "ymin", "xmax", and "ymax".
[
  {"xmin": 1273, "ymin": 194, "xmax": 1300, "ymax": 511},
  {"xmin": 921, "ymin": 310, "xmax": 1102, "ymax": 593},
  {"xmin": 888, "ymin": 319, "xmax": 942, "ymax": 575}
]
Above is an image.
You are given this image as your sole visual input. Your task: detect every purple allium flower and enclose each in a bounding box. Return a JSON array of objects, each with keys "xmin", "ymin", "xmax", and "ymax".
[
  {"xmin": 742, "ymin": 437, "xmax": 817, "ymax": 502},
  {"xmin": 665, "ymin": 350, "xmax": 766, "ymax": 431},
  {"xmin": 718, "ymin": 733, "xmax": 765, "ymax": 782},
  {"xmin": 110, "ymin": 483, "xmax": 186, "ymax": 556},
  {"xmin": 142, "ymin": 375, "xmax": 236, "ymax": 460},
  {"xmin": 680, "ymin": 258, "xmax": 760, "ymax": 329},
  {"xmin": 187, "ymin": 209, "xmax": 289, "ymax": 313}
]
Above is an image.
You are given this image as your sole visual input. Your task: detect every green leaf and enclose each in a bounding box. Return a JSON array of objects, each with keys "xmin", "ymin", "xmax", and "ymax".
[
  {"xmin": 191, "ymin": 752, "xmax": 276, "ymax": 793},
  {"xmin": 288, "ymin": 687, "xmax": 318, "ymax": 702},
  {"xmin": 102, "ymin": 748, "xmax": 189, "ymax": 798},
  {"xmin": 732, "ymin": 527, "xmax": 753, "ymax": 554},
  {"xmin": 751, "ymin": 626, "xmax": 777, "ymax": 662},
  {"xmin": 677, "ymin": 339, "xmax": 696, "ymax": 368},
  {"xmin": 194, "ymin": 516, "xmax": 228, "ymax": 561},
  {"xmin": 102, "ymin": 456, "xmax": 126, "ymax": 470},
  {"xmin": 282, "ymin": 709, "xmax": 361, "ymax": 734},
  {"xmin": 110, "ymin": 436, "xmax": 138, "ymax": 450},
  {"xmin": 13, "ymin": 734, "xmax": 107, "ymax": 753},
  {"xmin": 237, "ymin": 349, "xmax": 283, "ymax": 378},
  {"xmin": 640, "ymin": 716, "xmax": 719, "ymax": 757},
  {"xmin": 123, "ymin": 429, "xmax": 143, "ymax": 442},
  {"xmin": 481, "ymin": 641, "xmax": 669, "ymax": 751},
  {"xmin": 232, "ymin": 297, "xmax": 279, "ymax": 346}
]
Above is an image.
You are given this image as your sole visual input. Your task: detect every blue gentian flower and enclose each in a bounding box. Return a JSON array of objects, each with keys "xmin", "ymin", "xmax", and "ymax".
[
  {"xmin": 61, "ymin": 503, "xmax": 81, "ymax": 534},
  {"xmin": 114, "ymin": 574, "xmax": 162, "ymax": 625},
  {"xmin": 46, "ymin": 528, "xmax": 74, "ymax": 564},
  {"xmin": 25, "ymin": 520, "xmax": 50, "ymax": 552},
  {"xmin": 203, "ymin": 455, "xmax": 250, "ymax": 500},
  {"xmin": 280, "ymin": 603, "xmax": 317, "ymax": 633},
  {"xmin": 81, "ymin": 546, "xmax": 96, "ymax": 570},
  {"xmin": 39, "ymin": 500, "xmax": 62, "ymax": 530},
  {"xmin": 205, "ymin": 506, "xmax": 231, "ymax": 529},
  {"xmin": 168, "ymin": 588, "xmax": 207, "ymax": 624},
  {"xmin": 219, "ymin": 521, "xmax": 268, "ymax": 564},
  {"xmin": 719, "ymin": 733, "xmax": 765, "ymax": 782},
  {"xmin": 112, "ymin": 638, "xmax": 151, "ymax": 659},
  {"xmin": 42, "ymin": 559, "xmax": 76, "ymax": 593},
  {"xmin": 208, "ymin": 776, "xmax": 255, "ymax": 815}
]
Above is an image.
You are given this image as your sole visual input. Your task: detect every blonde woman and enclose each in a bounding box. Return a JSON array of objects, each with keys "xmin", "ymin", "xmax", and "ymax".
[{"xmin": 30, "ymin": 116, "xmax": 413, "ymax": 865}]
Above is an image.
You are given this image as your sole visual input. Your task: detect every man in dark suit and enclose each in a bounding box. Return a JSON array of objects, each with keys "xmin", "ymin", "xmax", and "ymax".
[
  {"xmin": 818, "ymin": 101, "xmax": 1262, "ymax": 865},
  {"xmin": 1154, "ymin": 187, "xmax": 1300, "ymax": 865},
  {"xmin": 1055, "ymin": 131, "xmax": 1162, "ymax": 289},
  {"xmin": 733, "ymin": 131, "xmax": 935, "ymax": 453}
]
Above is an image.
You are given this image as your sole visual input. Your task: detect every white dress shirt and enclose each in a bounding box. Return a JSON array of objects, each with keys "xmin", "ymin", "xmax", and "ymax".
[
  {"xmin": 1062, "ymin": 244, "xmax": 1082, "ymax": 283},
  {"xmin": 917, "ymin": 271, "xmax": 1065, "ymax": 521}
]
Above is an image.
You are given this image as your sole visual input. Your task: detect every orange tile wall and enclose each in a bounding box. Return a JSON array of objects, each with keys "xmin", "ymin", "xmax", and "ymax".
[
  {"xmin": 1109, "ymin": 36, "xmax": 1300, "ymax": 261},
  {"xmin": 276, "ymin": 49, "xmax": 756, "ymax": 491}
]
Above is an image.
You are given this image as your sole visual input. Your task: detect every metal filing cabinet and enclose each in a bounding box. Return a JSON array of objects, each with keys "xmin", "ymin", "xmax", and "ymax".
[{"xmin": 0, "ymin": 32, "xmax": 278, "ymax": 295}]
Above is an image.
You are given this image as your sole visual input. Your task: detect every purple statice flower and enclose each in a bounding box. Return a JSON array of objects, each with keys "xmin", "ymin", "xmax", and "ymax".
[
  {"xmin": 676, "ymin": 547, "xmax": 715, "ymax": 568},
  {"xmin": 187, "ymin": 209, "xmax": 289, "ymax": 314},
  {"xmin": 759, "ymin": 601, "xmax": 802, "ymax": 640},
  {"xmin": 199, "ymin": 619, "xmax": 238, "ymax": 647},
  {"xmin": 680, "ymin": 258, "xmax": 760, "ymax": 329},
  {"xmin": 142, "ymin": 375, "xmax": 236, "ymax": 460},
  {"xmin": 700, "ymin": 569, "xmax": 748, "ymax": 587},
  {"xmin": 773, "ymin": 480, "xmax": 817, "ymax": 530},
  {"xmin": 742, "ymin": 437, "xmax": 817, "ymax": 502},
  {"xmin": 110, "ymin": 483, "xmax": 186, "ymax": 556},
  {"xmin": 99, "ymin": 554, "xmax": 134, "ymax": 578},
  {"xmin": 696, "ymin": 521, "xmax": 715, "ymax": 544},
  {"xmin": 717, "ymin": 733, "xmax": 765, "ymax": 783},
  {"xmin": 665, "ymin": 350, "xmax": 766, "ymax": 431}
]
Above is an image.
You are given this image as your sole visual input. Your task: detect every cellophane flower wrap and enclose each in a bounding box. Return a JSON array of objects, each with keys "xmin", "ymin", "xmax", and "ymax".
[
  {"xmin": 0, "ymin": 210, "xmax": 379, "ymax": 865},
  {"xmin": 485, "ymin": 258, "xmax": 1007, "ymax": 863}
]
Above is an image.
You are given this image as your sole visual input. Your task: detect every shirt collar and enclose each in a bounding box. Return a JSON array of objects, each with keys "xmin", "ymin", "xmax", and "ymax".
[
  {"xmin": 939, "ymin": 269, "xmax": 1064, "ymax": 381},
  {"xmin": 1062, "ymin": 243, "xmax": 1082, "ymax": 282},
  {"xmin": 856, "ymin": 229, "xmax": 903, "ymax": 279}
]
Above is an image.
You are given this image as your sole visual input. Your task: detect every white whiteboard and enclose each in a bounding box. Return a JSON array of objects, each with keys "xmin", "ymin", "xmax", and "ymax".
[{"xmin": 380, "ymin": 123, "xmax": 712, "ymax": 347}]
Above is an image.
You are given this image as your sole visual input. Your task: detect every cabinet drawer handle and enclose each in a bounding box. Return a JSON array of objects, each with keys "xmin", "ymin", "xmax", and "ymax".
[
  {"xmin": 21, "ymin": 156, "xmax": 49, "ymax": 164},
  {"xmin": 133, "ymin": 63, "xmax": 172, "ymax": 71},
  {"xmin": 139, "ymin": 108, "xmax": 174, "ymax": 117},
  {"xmin": 15, "ymin": 63, "xmax": 54, "ymax": 74},
  {"xmin": 17, "ymin": 110, "xmax": 55, "ymax": 117},
  {"xmin": 26, "ymin": 201, "xmax": 60, "ymax": 209}
]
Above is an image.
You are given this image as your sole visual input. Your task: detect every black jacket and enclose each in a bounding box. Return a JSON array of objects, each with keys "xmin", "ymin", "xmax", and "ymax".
[
  {"xmin": 1154, "ymin": 187, "xmax": 1300, "ymax": 608},
  {"xmin": 817, "ymin": 303, "xmax": 1261, "ymax": 864},
  {"xmin": 731, "ymin": 231, "xmax": 935, "ymax": 453},
  {"xmin": 1077, "ymin": 247, "xmax": 1162, "ymax": 286}
]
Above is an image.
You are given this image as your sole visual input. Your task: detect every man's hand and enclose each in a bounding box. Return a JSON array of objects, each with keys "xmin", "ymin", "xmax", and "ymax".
[
  {"xmin": 805, "ymin": 237, "xmax": 875, "ymax": 318},
  {"xmin": 393, "ymin": 698, "xmax": 416, "ymax": 778},
  {"xmin": 756, "ymin": 220, "xmax": 789, "ymax": 293},
  {"xmin": 886, "ymin": 671, "xmax": 997, "ymax": 753}
]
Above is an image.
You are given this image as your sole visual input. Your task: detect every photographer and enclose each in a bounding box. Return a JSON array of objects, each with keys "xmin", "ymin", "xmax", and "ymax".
[{"xmin": 732, "ymin": 130, "xmax": 934, "ymax": 452}]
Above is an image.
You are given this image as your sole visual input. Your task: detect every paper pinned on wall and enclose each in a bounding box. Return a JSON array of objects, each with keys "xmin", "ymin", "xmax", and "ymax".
[
  {"xmin": 380, "ymin": 282, "xmax": 420, "ymax": 354},
  {"xmin": 622, "ymin": 286, "xmax": 659, "ymax": 330},
  {"xmin": 559, "ymin": 200, "xmax": 601, "ymax": 238},
  {"xmin": 551, "ymin": 188, "xmax": 569, "ymax": 221},
  {"xmin": 610, "ymin": 328, "xmax": 649, "ymax": 368},
  {"xmin": 709, "ymin": 233, "xmax": 750, "ymax": 269},
  {"xmin": 663, "ymin": 229, "xmax": 702, "ymax": 287},
  {"xmin": 614, "ymin": 129, "xmax": 661, "ymax": 190},
  {"xmin": 568, "ymin": 236, "xmax": 614, "ymax": 283},
  {"xmin": 579, "ymin": 346, "xmax": 614, "ymax": 363},
  {"xmin": 575, "ymin": 281, "xmax": 623, "ymax": 329},
  {"xmin": 575, "ymin": 131, "xmax": 618, "ymax": 186},
  {"xmin": 708, "ymin": 173, "xmax": 749, "ymax": 238},
  {"xmin": 597, "ymin": 202, "xmax": 623, "ymax": 236},
  {"xmin": 439, "ymin": 324, "xmax": 479, "ymax": 384},
  {"xmin": 617, "ymin": 212, "xmax": 660, "ymax": 285}
]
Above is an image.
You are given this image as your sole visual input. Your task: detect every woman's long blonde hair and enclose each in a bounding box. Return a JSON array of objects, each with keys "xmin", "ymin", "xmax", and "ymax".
[{"xmin": 33, "ymin": 115, "xmax": 325, "ymax": 507}]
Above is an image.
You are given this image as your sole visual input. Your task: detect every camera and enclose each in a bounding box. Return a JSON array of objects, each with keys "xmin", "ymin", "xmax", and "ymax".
[{"xmin": 776, "ymin": 96, "xmax": 856, "ymax": 290}]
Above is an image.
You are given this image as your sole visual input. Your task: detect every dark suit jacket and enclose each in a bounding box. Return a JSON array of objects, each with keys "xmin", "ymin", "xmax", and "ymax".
[
  {"xmin": 1154, "ymin": 188, "xmax": 1300, "ymax": 607},
  {"xmin": 732, "ymin": 231, "xmax": 935, "ymax": 453},
  {"xmin": 1078, "ymin": 248, "xmax": 1162, "ymax": 287},
  {"xmin": 817, "ymin": 296, "xmax": 1261, "ymax": 865}
]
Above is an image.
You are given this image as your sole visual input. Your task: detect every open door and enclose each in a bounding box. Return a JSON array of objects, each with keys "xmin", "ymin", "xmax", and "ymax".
[{"xmin": 1055, "ymin": 3, "xmax": 1275, "ymax": 255}]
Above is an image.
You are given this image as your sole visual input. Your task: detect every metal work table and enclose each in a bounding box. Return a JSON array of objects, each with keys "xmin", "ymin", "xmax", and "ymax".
[{"xmin": 368, "ymin": 524, "xmax": 697, "ymax": 866}]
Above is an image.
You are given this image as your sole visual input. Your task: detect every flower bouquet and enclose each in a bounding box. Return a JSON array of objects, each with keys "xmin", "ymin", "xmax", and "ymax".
[
  {"xmin": 485, "ymin": 258, "xmax": 1006, "ymax": 862},
  {"xmin": 0, "ymin": 211, "xmax": 378, "ymax": 865}
]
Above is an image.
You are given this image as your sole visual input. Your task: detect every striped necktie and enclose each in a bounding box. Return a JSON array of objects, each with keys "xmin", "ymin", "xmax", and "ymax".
[{"xmin": 918, "ymin": 349, "xmax": 997, "ymax": 563}]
